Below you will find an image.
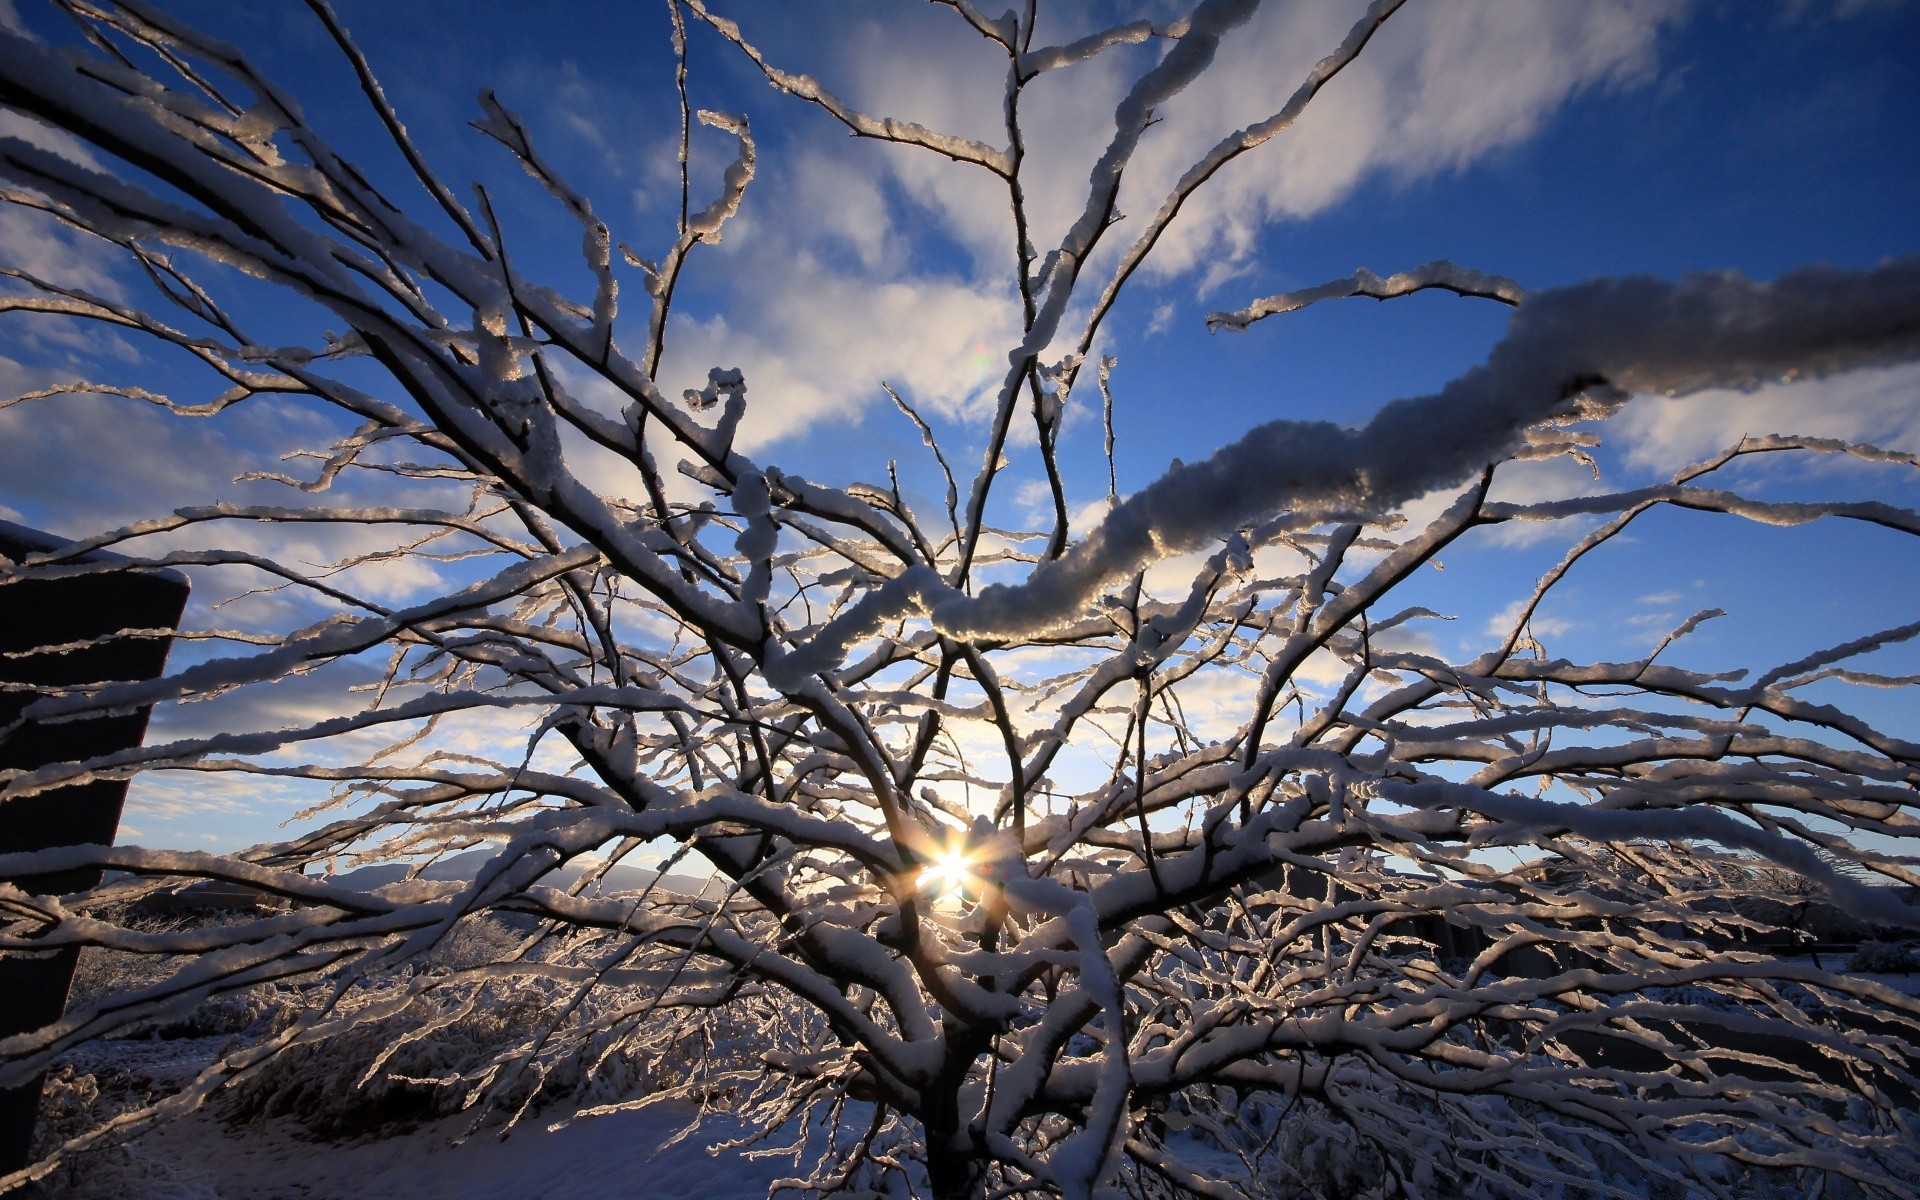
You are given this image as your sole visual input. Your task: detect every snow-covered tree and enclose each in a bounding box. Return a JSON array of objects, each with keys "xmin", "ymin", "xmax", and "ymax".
[{"xmin": 3, "ymin": 2, "xmax": 1919, "ymax": 1197}]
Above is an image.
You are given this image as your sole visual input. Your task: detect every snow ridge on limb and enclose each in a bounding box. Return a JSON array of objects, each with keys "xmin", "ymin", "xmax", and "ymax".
[
  {"xmin": 774, "ymin": 257, "xmax": 1920, "ymax": 682},
  {"xmin": 1206, "ymin": 259, "xmax": 1527, "ymax": 331},
  {"xmin": 1016, "ymin": 16, "xmax": 1189, "ymax": 79},
  {"xmin": 684, "ymin": 110, "xmax": 754, "ymax": 238}
]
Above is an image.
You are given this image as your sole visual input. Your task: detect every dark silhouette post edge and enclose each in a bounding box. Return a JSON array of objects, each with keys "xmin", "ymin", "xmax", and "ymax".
[{"xmin": 0, "ymin": 522, "xmax": 187, "ymax": 1181}]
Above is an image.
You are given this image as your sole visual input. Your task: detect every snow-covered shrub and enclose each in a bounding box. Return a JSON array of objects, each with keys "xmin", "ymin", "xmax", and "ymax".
[
  {"xmin": 29, "ymin": 1049, "xmax": 229, "ymax": 1200},
  {"xmin": 2, "ymin": 2, "xmax": 1919, "ymax": 1198},
  {"xmin": 414, "ymin": 912, "xmax": 530, "ymax": 977},
  {"xmin": 62, "ymin": 915, "xmax": 303, "ymax": 1043},
  {"xmin": 1145, "ymin": 1076, "xmax": 1792, "ymax": 1200},
  {"xmin": 1847, "ymin": 940, "xmax": 1920, "ymax": 973},
  {"xmin": 214, "ymin": 915, "xmax": 781, "ymax": 1138},
  {"xmin": 222, "ymin": 981, "xmax": 600, "ymax": 1138},
  {"xmin": 30, "ymin": 1067, "xmax": 104, "ymax": 1167},
  {"xmin": 29, "ymin": 1145, "xmax": 223, "ymax": 1200},
  {"xmin": 1637, "ymin": 984, "xmax": 1742, "ymax": 1012},
  {"xmin": 1149, "ymin": 1091, "xmax": 1370, "ymax": 1198}
]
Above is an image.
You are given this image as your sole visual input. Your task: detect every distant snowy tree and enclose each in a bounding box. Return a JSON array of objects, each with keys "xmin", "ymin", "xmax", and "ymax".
[{"xmin": 3, "ymin": 2, "xmax": 1920, "ymax": 1198}]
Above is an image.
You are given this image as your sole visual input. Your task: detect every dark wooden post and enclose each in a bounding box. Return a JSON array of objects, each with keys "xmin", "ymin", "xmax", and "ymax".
[{"xmin": 0, "ymin": 522, "xmax": 187, "ymax": 1182}]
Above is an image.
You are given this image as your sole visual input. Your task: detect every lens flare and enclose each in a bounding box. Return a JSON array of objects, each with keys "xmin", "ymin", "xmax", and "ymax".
[{"xmin": 920, "ymin": 847, "xmax": 973, "ymax": 897}]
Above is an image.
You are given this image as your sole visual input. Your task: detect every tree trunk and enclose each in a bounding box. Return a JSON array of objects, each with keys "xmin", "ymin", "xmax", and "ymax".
[{"xmin": 925, "ymin": 1138, "xmax": 985, "ymax": 1200}]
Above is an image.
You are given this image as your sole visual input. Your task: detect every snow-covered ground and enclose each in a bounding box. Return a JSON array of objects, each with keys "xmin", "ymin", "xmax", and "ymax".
[
  {"xmin": 1851, "ymin": 971, "xmax": 1920, "ymax": 997},
  {"xmin": 38, "ymin": 1030, "xmax": 861, "ymax": 1200},
  {"xmin": 39, "ymin": 1023, "xmax": 855, "ymax": 1200},
  {"xmin": 57, "ymin": 1101, "xmax": 799, "ymax": 1200},
  {"xmin": 31, "ymin": 963, "xmax": 1920, "ymax": 1199}
]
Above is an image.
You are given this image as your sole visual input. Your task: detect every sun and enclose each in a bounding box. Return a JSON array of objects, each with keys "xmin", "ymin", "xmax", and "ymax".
[{"xmin": 920, "ymin": 846, "xmax": 974, "ymax": 898}]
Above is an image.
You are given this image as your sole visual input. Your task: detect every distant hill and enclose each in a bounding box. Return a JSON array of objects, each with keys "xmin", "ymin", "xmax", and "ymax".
[{"xmin": 329, "ymin": 848, "xmax": 709, "ymax": 898}]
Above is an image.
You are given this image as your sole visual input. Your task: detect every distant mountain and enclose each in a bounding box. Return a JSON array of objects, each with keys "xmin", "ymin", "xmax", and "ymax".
[{"xmin": 329, "ymin": 848, "xmax": 709, "ymax": 898}]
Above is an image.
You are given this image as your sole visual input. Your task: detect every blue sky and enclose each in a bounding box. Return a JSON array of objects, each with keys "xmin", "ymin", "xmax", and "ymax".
[{"xmin": 1, "ymin": 0, "xmax": 1917, "ymax": 853}]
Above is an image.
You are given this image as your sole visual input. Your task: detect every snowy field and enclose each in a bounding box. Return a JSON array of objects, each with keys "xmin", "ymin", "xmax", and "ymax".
[
  {"xmin": 45, "ymin": 1092, "xmax": 800, "ymax": 1200},
  {"xmin": 36, "ymin": 1064, "xmax": 1912, "ymax": 1200},
  {"xmin": 32, "ymin": 960, "xmax": 1920, "ymax": 1200},
  {"xmin": 39, "ymin": 1019, "xmax": 868, "ymax": 1200}
]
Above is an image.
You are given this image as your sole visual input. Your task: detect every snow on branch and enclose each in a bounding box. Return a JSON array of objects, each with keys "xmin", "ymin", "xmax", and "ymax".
[
  {"xmin": 777, "ymin": 258, "xmax": 1920, "ymax": 679},
  {"xmin": 1206, "ymin": 259, "xmax": 1527, "ymax": 332},
  {"xmin": 1017, "ymin": 17, "xmax": 1188, "ymax": 79}
]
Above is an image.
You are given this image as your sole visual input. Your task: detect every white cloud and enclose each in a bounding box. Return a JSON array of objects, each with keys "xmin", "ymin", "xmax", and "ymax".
[
  {"xmin": 1484, "ymin": 596, "xmax": 1574, "ymax": 641},
  {"xmin": 1800, "ymin": 0, "xmax": 1914, "ymax": 18},
  {"xmin": 655, "ymin": 245, "xmax": 1019, "ymax": 450},
  {"xmin": 2, "ymin": 0, "xmax": 1714, "ymax": 531},
  {"xmin": 1614, "ymin": 361, "xmax": 1920, "ymax": 476},
  {"xmin": 1013, "ymin": 477, "xmax": 1052, "ymax": 515},
  {"xmin": 0, "ymin": 109, "xmax": 123, "ymax": 327},
  {"xmin": 1140, "ymin": 544, "xmax": 1214, "ymax": 599},
  {"xmin": 204, "ymin": 519, "xmax": 453, "ymax": 607},
  {"xmin": 0, "ymin": 387, "xmax": 238, "ymax": 526},
  {"xmin": 650, "ymin": 0, "xmax": 1697, "ymax": 488},
  {"xmin": 0, "ymin": 108, "xmax": 107, "ymax": 173},
  {"xmin": 834, "ymin": 12, "xmax": 1077, "ymax": 273},
  {"xmin": 790, "ymin": 149, "xmax": 901, "ymax": 273},
  {"xmin": 0, "ymin": 378, "xmax": 473, "ymax": 648},
  {"xmin": 1480, "ymin": 454, "xmax": 1608, "ymax": 547},
  {"xmin": 0, "ymin": 203, "xmax": 125, "ymax": 306},
  {"xmin": 1162, "ymin": 664, "xmax": 1259, "ymax": 742},
  {"xmin": 1106, "ymin": 0, "xmax": 1690, "ymax": 290},
  {"xmin": 1292, "ymin": 647, "xmax": 1353, "ymax": 688},
  {"xmin": 122, "ymin": 771, "xmax": 270, "ymax": 821}
]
